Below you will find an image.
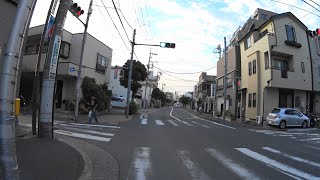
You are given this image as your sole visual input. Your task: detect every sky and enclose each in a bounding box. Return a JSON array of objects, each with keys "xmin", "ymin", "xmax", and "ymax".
[{"xmin": 30, "ymin": 0, "xmax": 320, "ymax": 95}]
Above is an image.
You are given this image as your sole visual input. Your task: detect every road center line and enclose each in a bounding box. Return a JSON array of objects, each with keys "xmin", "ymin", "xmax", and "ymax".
[
  {"xmin": 206, "ymin": 148, "xmax": 260, "ymax": 180},
  {"xmin": 167, "ymin": 120, "xmax": 178, "ymax": 126},
  {"xmin": 236, "ymin": 148, "xmax": 319, "ymax": 179},
  {"xmin": 191, "ymin": 121, "xmax": 209, "ymax": 128},
  {"xmin": 183, "ymin": 109, "xmax": 236, "ymax": 130},
  {"xmin": 170, "ymin": 108, "xmax": 193, "ymax": 126}
]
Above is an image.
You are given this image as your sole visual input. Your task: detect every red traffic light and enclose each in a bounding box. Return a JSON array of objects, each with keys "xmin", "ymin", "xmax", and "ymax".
[
  {"xmin": 69, "ymin": 2, "xmax": 84, "ymax": 17},
  {"xmin": 316, "ymin": 28, "xmax": 320, "ymax": 36}
]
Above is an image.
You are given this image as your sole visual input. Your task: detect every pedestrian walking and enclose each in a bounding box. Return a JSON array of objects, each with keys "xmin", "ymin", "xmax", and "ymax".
[{"xmin": 88, "ymin": 96, "xmax": 98, "ymax": 123}]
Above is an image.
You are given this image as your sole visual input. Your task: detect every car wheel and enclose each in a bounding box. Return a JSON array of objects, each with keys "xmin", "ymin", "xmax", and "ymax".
[
  {"xmin": 279, "ymin": 120, "xmax": 286, "ymax": 129},
  {"xmin": 302, "ymin": 121, "xmax": 308, "ymax": 128}
]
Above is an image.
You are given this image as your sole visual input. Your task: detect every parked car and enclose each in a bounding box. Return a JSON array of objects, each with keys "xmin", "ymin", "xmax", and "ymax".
[
  {"xmin": 266, "ymin": 108, "xmax": 310, "ymax": 129},
  {"xmin": 111, "ymin": 96, "xmax": 127, "ymax": 108}
]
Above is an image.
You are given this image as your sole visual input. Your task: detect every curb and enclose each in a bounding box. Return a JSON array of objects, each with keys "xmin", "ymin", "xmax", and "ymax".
[{"xmin": 58, "ymin": 136, "xmax": 120, "ymax": 180}]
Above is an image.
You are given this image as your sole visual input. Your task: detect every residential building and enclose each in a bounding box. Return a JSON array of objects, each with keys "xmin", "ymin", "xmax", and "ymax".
[
  {"xmin": 239, "ymin": 11, "xmax": 312, "ymax": 121},
  {"xmin": 20, "ymin": 25, "xmax": 112, "ymax": 109},
  {"xmin": 307, "ymin": 34, "xmax": 320, "ymax": 114},
  {"xmin": 215, "ymin": 39, "xmax": 241, "ymax": 118},
  {"xmin": 141, "ymin": 71, "xmax": 159, "ymax": 107},
  {"xmin": 195, "ymin": 72, "xmax": 216, "ymax": 113},
  {"xmin": 109, "ymin": 66, "xmax": 130, "ymax": 98}
]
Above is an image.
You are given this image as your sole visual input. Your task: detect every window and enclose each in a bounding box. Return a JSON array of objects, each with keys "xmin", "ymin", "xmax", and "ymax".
[
  {"xmin": 249, "ymin": 62, "xmax": 252, "ymax": 76},
  {"xmin": 25, "ymin": 46, "xmax": 34, "ymax": 55},
  {"xmin": 252, "ymin": 93, "xmax": 256, "ymax": 107},
  {"xmin": 271, "ymin": 108, "xmax": 281, "ymax": 113},
  {"xmin": 285, "ymin": 109, "xmax": 293, "ymax": 115},
  {"xmin": 253, "ymin": 60, "xmax": 256, "ymax": 74},
  {"xmin": 301, "ymin": 62, "xmax": 305, "ymax": 73},
  {"xmin": 264, "ymin": 51, "xmax": 269, "ymax": 70},
  {"xmin": 229, "ymin": 99, "xmax": 232, "ymax": 106},
  {"xmin": 96, "ymin": 53, "xmax": 108, "ymax": 73},
  {"xmin": 273, "ymin": 59, "xmax": 288, "ymax": 70},
  {"xmin": 293, "ymin": 110, "xmax": 302, "ymax": 117},
  {"xmin": 285, "ymin": 25, "xmax": 296, "ymax": 42},
  {"xmin": 244, "ymin": 36, "xmax": 251, "ymax": 49},
  {"xmin": 295, "ymin": 96, "xmax": 301, "ymax": 107},
  {"xmin": 59, "ymin": 41, "xmax": 70, "ymax": 58},
  {"xmin": 248, "ymin": 93, "xmax": 252, "ymax": 107}
]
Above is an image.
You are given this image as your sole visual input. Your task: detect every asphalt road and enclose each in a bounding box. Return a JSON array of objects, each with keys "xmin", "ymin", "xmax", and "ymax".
[{"xmin": 56, "ymin": 107, "xmax": 320, "ymax": 180}]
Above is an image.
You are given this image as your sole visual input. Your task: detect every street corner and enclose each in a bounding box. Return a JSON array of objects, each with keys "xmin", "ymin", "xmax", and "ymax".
[
  {"xmin": 57, "ymin": 136, "xmax": 120, "ymax": 180},
  {"xmin": 16, "ymin": 136, "xmax": 84, "ymax": 180}
]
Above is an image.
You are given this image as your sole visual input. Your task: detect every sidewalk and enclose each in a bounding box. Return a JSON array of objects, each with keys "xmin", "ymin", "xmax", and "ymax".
[{"xmin": 184, "ymin": 108, "xmax": 276, "ymax": 130}]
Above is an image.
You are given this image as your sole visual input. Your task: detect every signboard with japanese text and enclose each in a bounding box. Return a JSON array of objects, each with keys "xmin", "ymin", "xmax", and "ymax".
[{"xmin": 49, "ymin": 35, "xmax": 62, "ymax": 80}]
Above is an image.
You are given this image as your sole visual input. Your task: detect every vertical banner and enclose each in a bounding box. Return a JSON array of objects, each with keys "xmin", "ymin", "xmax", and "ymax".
[
  {"xmin": 44, "ymin": 15, "xmax": 55, "ymax": 43},
  {"xmin": 49, "ymin": 35, "xmax": 62, "ymax": 80}
]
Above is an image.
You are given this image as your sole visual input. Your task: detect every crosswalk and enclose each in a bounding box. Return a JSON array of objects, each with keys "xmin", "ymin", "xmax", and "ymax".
[
  {"xmin": 54, "ymin": 122, "xmax": 120, "ymax": 143},
  {"xmin": 250, "ymin": 129, "xmax": 320, "ymax": 144},
  {"xmin": 126, "ymin": 146, "xmax": 320, "ymax": 179}
]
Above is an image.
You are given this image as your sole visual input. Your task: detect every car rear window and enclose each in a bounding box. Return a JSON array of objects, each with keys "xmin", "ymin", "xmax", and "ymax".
[{"xmin": 271, "ymin": 108, "xmax": 281, "ymax": 113}]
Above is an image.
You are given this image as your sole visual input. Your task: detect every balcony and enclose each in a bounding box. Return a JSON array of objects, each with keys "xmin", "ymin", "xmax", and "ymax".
[{"xmin": 57, "ymin": 62, "xmax": 79, "ymax": 77}]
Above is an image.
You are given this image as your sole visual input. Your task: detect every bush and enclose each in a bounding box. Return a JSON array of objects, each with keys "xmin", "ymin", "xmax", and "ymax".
[
  {"xmin": 129, "ymin": 101, "xmax": 139, "ymax": 115},
  {"xmin": 224, "ymin": 110, "xmax": 235, "ymax": 120},
  {"xmin": 81, "ymin": 77, "xmax": 110, "ymax": 112}
]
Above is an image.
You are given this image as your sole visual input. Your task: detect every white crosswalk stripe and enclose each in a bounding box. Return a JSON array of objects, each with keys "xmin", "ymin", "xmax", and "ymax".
[
  {"xmin": 124, "ymin": 146, "xmax": 320, "ymax": 179},
  {"xmin": 155, "ymin": 120, "xmax": 165, "ymax": 126},
  {"xmin": 262, "ymin": 147, "xmax": 320, "ymax": 168},
  {"xmin": 55, "ymin": 130, "xmax": 111, "ymax": 142},
  {"xmin": 236, "ymin": 148, "xmax": 319, "ymax": 179},
  {"xmin": 249, "ymin": 129, "xmax": 320, "ymax": 144},
  {"xmin": 141, "ymin": 118, "xmax": 148, "ymax": 125},
  {"xmin": 127, "ymin": 147, "xmax": 152, "ymax": 180},
  {"xmin": 177, "ymin": 150, "xmax": 211, "ymax": 180},
  {"xmin": 206, "ymin": 148, "xmax": 261, "ymax": 179}
]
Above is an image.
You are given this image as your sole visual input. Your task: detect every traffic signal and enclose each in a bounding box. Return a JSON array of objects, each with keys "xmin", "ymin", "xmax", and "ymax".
[
  {"xmin": 307, "ymin": 29, "xmax": 320, "ymax": 38},
  {"xmin": 160, "ymin": 42, "xmax": 176, "ymax": 48},
  {"xmin": 69, "ymin": 2, "xmax": 84, "ymax": 17}
]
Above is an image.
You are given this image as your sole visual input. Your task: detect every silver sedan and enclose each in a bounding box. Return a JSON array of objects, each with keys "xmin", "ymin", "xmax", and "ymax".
[{"xmin": 266, "ymin": 108, "xmax": 310, "ymax": 129}]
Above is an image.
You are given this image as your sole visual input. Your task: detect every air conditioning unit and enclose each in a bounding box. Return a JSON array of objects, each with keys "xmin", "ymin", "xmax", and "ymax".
[{"xmin": 256, "ymin": 116, "xmax": 262, "ymax": 125}]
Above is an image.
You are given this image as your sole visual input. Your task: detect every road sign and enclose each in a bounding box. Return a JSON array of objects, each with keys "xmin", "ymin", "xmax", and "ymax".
[
  {"xmin": 49, "ymin": 35, "xmax": 62, "ymax": 80},
  {"xmin": 69, "ymin": 67, "xmax": 76, "ymax": 72}
]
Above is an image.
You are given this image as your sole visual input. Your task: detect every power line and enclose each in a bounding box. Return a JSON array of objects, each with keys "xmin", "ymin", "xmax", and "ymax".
[
  {"xmin": 111, "ymin": 0, "xmax": 131, "ymax": 43},
  {"xmin": 301, "ymin": 0, "xmax": 320, "ymax": 14},
  {"xmin": 119, "ymin": 9, "xmax": 133, "ymax": 30},
  {"xmin": 270, "ymin": 0, "xmax": 320, "ymax": 18},
  {"xmin": 160, "ymin": 71, "xmax": 198, "ymax": 82},
  {"xmin": 98, "ymin": 0, "xmax": 131, "ymax": 52},
  {"xmin": 309, "ymin": 0, "xmax": 320, "ymax": 7},
  {"xmin": 154, "ymin": 66, "xmax": 216, "ymax": 74}
]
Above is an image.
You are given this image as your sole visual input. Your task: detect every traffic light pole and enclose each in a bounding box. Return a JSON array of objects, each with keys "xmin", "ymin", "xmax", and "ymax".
[
  {"xmin": 126, "ymin": 29, "xmax": 136, "ymax": 118},
  {"xmin": 39, "ymin": 0, "xmax": 69, "ymax": 138},
  {"xmin": 74, "ymin": 0, "xmax": 93, "ymax": 122},
  {"xmin": 223, "ymin": 37, "xmax": 227, "ymax": 122}
]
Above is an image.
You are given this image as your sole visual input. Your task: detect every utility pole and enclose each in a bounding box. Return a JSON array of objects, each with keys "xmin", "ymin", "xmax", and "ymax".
[
  {"xmin": 31, "ymin": 0, "xmax": 56, "ymax": 136},
  {"xmin": 74, "ymin": 0, "xmax": 93, "ymax": 122},
  {"xmin": 223, "ymin": 37, "xmax": 227, "ymax": 121},
  {"xmin": 213, "ymin": 44, "xmax": 221, "ymax": 117},
  {"xmin": 0, "ymin": 0, "xmax": 35, "ymax": 178},
  {"xmin": 39, "ymin": 0, "xmax": 69, "ymax": 138},
  {"xmin": 126, "ymin": 29, "xmax": 136, "ymax": 118},
  {"xmin": 143, "ymin": 49, "xmax": 157, "ymax": 109}
]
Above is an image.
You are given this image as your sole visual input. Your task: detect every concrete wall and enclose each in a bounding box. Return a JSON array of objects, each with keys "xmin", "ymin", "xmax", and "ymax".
[
  {"xmin": 264, "ymin": 87, "xmax": 279, "ymax": 117},
  {"xmin": 109, "ymin": 68, "xmax": 131, "ymax": 98}
]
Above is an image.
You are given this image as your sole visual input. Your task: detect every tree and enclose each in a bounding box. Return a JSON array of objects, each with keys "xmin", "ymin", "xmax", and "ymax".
[
  {"xmin": 151, "ymin": 88, "xmax": 166, "ymax": 106},
  {"xmin": 120, "ymin": 60, "xmax": 148, "ymax": 99},
  {"xmin": 179, "ymin": 95, "xmax": 192, "ymax": 108}
]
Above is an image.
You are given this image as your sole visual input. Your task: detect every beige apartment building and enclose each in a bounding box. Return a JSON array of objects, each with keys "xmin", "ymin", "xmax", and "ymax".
[
  {"xmin": 239, "ymin": 12, "xmax": 312, "ymax": 121},
  {"xmin": 20, "ymin": 25, "xmax": 112, "ymax": 109}
]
